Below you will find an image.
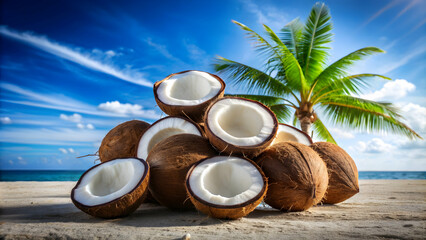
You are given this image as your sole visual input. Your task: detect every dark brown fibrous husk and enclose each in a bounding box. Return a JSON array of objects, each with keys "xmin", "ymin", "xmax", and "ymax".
[
  {"xmin": 311, "ymin": 142, "xmax": 359, "ymax": 204},
  {"xmin": 153, "ymin": 70, "xmax": 226, "ymax": 123},
  {"xmin": 204, "ymin": 97, "xmax": 278, "ymax": 158},
  {"xmin": 146, "ymin": 134, "xmax": 217, "ymax": 210},
  {"xmin": 256, "ymin": 142, "xmax": 328, "ymax": 211},
  {"xmin": 71, "ymin": 158, "xmax": 150, "ymax": 219},
  {"xmin": 99, "ymin": 120, "xmax": 150, "ymax": 162},
  {"xmin": 186, "ymin": 157, "xmax": 268, "ymax": 219}
]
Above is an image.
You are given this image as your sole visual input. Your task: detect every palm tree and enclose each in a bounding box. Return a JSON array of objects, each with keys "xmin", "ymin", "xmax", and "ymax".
[{"xmin": 214, "ymin": 2, "xmax": 421, "ymax": 144}]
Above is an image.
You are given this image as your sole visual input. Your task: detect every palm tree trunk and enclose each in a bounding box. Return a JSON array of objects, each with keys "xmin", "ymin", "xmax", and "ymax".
[{"xmin": 299, "ymin": 116, "xmax": 312, "ymax": 135}]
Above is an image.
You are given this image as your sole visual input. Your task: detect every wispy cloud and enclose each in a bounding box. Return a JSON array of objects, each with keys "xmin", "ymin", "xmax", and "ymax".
[
  {"xmin": 145, "ymin": 37, "xmax": 182, "ymax": 63},
  {"xmin": 359, "ymin": 0, "xmax": 400, "ymax": 30},
  {"xmin": 0, "ymin": 82, "xmax": 159, "ymax": 119},
  {"xmin": 0, "ymin": 117, "xmax": 12, "ymax": 124},
  {"xmin": 379, "ymin": 45, "xmax": 426, "ymax": 74},
  {"xmin": 0, "ymin": 26, "xmax": 152, "ymax": 87},
  {"xmin": 241, "ymin": 0, "xmax": 287, "ymax": 30}
]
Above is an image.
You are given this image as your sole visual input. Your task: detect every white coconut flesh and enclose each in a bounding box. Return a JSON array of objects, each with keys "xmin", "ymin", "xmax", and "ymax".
[
  {"xmin": 157, "ymin": 71, "xmax": 222, "ymax": 105},
  {"xmin": 272, "ymin": 124, "xmax": 312, "ymax": 145},
  {"xmin": 207, "ymin": 98, "xmax": 275, "ymax": 146},
  {"xmin": 188, "ymin": 156, "xmax": 264, "ymax": 206},
  {"xmin": 137, "ymin": 117, "xmax": 202, "ymax": 160},
  {"xmin": 73, "ymin": 158, "xmax": 146, "ymax": 206}
]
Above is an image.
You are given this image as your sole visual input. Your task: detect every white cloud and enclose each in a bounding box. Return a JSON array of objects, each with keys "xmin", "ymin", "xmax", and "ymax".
[
  {"xmin": 330, "ymin": 128, "xmax": 355, "ymax": 139},
  {"xmin": 76, "ymin": 123, "xmax": 84, "ymax": 129},
  {"xmin": 0, "ymin": 26, "xmax": 152, "ymax": 87},
  {"xmin": 0, "ymin": 117, "xmax": 12, "ymax": 124},
  {"xmin": 60, "ymin": 113, "xmax": 82, "ymax": 123},
  {"xmin": 58, "ymin": 148, "xmax": 68, "ymax": 154},
  {"xmin": 362, "ymin": 79, "xmax": 415, "ymax": 101},
  {"xmin": 8, "ymin": 160, "xmax": 13, "ymax": 165},
  {"xmin": 86, "ymin": 124, "xmax": 95, "ymax": 130},
  {"xmin": 57, "ymin": 159, "xmax": 63, "ymax": 164},
  {"xmin": 0, "ymin": 83, "xmax": 159, "ymax": 119},
  {"xmin": 17, "ymin": 156, "xmax": 27, "ymax": 165},
  {"xmin": 357, "ymin": 138, "xmax": 395, "ymax": 153},
  {"xmin": 76, "ymin": 123, "xmax": 95, "ymax": 130},
  {"xmin": 68, "ymin": 148, "xmax": 75, "ymax": 153},
  {"xmin": 400, "ymin": 103, "xmax": 426, "ymax": 132},
  {"xmin": 98, "ymin": 100, "xmax": 159, "ymax": 118},
  {"xmin": 242, "ymin": 0, "xmax": 288, "ymax": 30}
]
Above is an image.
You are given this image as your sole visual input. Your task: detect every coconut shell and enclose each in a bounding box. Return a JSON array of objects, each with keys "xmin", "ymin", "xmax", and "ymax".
[
  {"xmin": 186, "ymin": 157, "xmax": 267, "ymax": 219},
  {"xmin": 311, "ymin": 142, "xmax": 359, "ymax": 204},
  {"xmin": 256, "ymin": 142, "xmax": 328, "ymax": 211},
  {"xmin": 204, "ymin": 97, "xmax": 278, "ymax": 158},
  {"xmin": 146, "ymin": 134, "xmax": 217, "ymax": 210},
  {"xmin": 154, "ymin": 70, "xmax": 225, "ymax": 123},
  {"xmin": 71, "ymin": 158, "xmax": 150, "ymax": 219},
  {"xmin": 273, "ymin": 123, "xmax": 313, "ymax": 145},
  {"xmin": 99, "ymin": 120, "xmax": 150, "ymax": 162}
]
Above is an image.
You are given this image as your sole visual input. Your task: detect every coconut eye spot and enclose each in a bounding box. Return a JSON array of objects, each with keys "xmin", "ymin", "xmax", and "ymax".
[
  {"xmin": 168, "ymin": 75, "xmax": 211, "ymax": 100},
  {"xmin": 202, "ymin": 161, "xmax": 252, "ymax": 198},
  {"xmin": 147, "ymin": 128, "xmax": 185, "ymax": 153},
  {"xmin": 217, "ymin": 104, "xmax": 264, "ymax": 138},
  {"xmin": 88, "ymin": 161, "xmax": 135, "ymax": 197}
]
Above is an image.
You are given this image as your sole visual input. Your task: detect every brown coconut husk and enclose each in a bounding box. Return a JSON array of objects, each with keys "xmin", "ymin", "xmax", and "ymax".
[
  {"xmin": 204, "ymin": 97, "xmax": 278, "ymax": 158},
  {"xmin": 311, "ymin": 142, "xmax": 359, "ymax": 204},
  {"xmin": 153, "ymin": 70, "xmax": 225, "ymax": 123},
  {"xmin": 99, "ymin": 120, "xmax": 150, "ymax": 162},
  {"xmin": 146, "ymin": 134, "xmax": 217, "ymax": 210},
  {"xmin": 256, "ymin": 142, "xmax": 328, "ymax": 211},
  {"xmin": 71, "ymin": 158, "xmax": 150, "ymax": 219},
  {"xmin": 186, "ymin": 157, "xmax": 267, "ymax": 219}
]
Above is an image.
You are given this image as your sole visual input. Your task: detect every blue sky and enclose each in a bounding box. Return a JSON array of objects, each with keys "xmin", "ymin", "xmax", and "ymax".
[{"xmin": 0, "ymin": 0, "xmax": 425, "ymax": 170}]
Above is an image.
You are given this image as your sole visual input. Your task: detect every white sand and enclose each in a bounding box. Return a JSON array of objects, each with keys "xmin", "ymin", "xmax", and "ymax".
[{"xmin": 0, "ymin": 180, "xmax": 425, "ymax": 239}]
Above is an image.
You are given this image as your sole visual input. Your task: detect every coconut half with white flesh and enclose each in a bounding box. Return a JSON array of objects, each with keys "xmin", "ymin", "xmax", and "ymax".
[
  {"xmin": 137, "ymin": 116, "xmax": 203, "ymax": 160},
  {"xmin": 154, "ymin": 70, "xmax": 225, "ymax": 123},
  {"xmin": 71, "ymin": 158, "xmax": 149, "ymax": 218},
  {"xmin": 186, "ymin": 156, "xmax": 267, "ymax": 219},
  {"xmin": 272, "ymin": 123, "xmax": 313, "ymax": 146},
  {"xmin": 204, "ymin": 97, "xmax": 278, "ymax": 157}
]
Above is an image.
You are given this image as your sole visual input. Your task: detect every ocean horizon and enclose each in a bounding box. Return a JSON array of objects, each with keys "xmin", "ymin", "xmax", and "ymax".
[{"xmin": 0, "ymin": 170, "xmax": 425, "ymax": 181}]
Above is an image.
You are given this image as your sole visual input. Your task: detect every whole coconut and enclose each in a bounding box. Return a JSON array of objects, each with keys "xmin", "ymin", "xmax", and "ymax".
[
  {"xmin": 256, "ymin": 142, "xmax": 328, "ymax": 211},
  {"xmin": 99, "ymin": 120, "xmax": 150, "ymax": 162},
  {"xmin": 311, "ymin": 142, "xmax": 359, "ymax": 204},
  {"xmin": 147, "ymin": 134, "xmax": 217, "ymax": 210}
]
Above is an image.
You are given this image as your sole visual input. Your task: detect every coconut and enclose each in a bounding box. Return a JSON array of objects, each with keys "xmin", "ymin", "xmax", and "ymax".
[
  {"xmin": 137, "ymin": 116, "xmax": 203, "ymax": 160},
  {"xmin": 146, "ymin": 134, "xmax": 217, "ymax": 209},
  {"xmin": 272, "ymin": 123, "xmax": 313, "ymax": 146},
  {"xmin": 311, "ymin": 142, "xmax": 359, "ymax": 204},
  {"xmin": 71, "ymin": 158, "xmax": 149, "ymax": 218},
  {"xmin": 99, "ymin": 120, "xmax": 150, "ymax": 162},
  {"xmin": 204, "ymin": 97, "xmax": 278, "ymax": 158},
  {"xmin": 186, "ymin": 156, "xmax": 267, "ymax": 219},
  {"xmin": 256, "ymin": 142, "xmax": 328, "ymax": 211},
  {"xmin": 154, "ymin": 70, "xmax": 225, "ymax": 123}
]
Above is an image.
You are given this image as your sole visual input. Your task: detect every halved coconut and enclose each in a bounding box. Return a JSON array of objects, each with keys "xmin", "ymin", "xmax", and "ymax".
[
  {"xmin": 154, "ymin": 70, "xmax": 225, "ymax": 123},
  {"xmin": 204, "ymin": 97, "xmax": 278, "ymax": 157},
  {"xmin": 147, "ymin": 134, "xmax": 217, "ymax": 209},
  {"xmin": 272, "ymin": 123, "xmax": 313, "ymax": 146},
  {"xmin": 256, "ymin": 142, "xmax": 328, "ymax": 211},
  {"xmin": 311, "ymin": 142, "xmax": 359, "ymax": 204},
  {"xmin": 71, "ymin": 158, "xmax": 149, "ymax": 218},
  {"xmin": 137, "ymin": 116, "xmax": 203, "ymax": 160},
  {"xmin": 99, "ymin": 120, "xmax": 150, "ymax": 162},
  {"xmin": 186, "ymin": 156, "xmax": 267, "ymax": 219}
]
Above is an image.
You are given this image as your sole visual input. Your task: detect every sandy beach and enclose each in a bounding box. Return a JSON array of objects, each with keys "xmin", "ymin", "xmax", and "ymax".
[{"xmin": 0, "ymin": 180, "xmax": 425, "ymax": 239}]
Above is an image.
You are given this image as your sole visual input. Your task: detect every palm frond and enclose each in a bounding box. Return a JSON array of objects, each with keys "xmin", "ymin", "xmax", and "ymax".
[
  {"xmin": 312, "ymin": 116, "xmax": 337, "ymax": 144},
  {"xmin": 214, "ymin": 56, "xmax": 292, "ymax": 96},
  {"xmin": 270, "ymin": 104, "xmax": 293, "ymax": 123},
  {"xmin": 310, "ymin": 47, "xmax": 386, "ymax": 97},
  {"xmin": 311, "ymin": 74, "xmax": 391, "ymax": 103},
  {"xmin": 299, "ymin": 2, "xmax": 333, "ymax": 82},
  {"xmin": 320, "ymin": 95, "xmax": 422, "ymax": 139},
  {"xmin": 280, "ymin": 18, "xmax": 304, "ymax": 60}
]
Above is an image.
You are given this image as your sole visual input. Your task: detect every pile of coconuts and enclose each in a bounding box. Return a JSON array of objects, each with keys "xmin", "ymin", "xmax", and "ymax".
[{"xmin": 71, "ymin": 70, "xmax": 359, "ymax": 219}]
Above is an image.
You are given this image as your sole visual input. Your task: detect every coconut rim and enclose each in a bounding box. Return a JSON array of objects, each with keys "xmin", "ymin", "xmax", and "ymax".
[
  {"xmin": 204, "ymin": 97, "xmax": 278, "ymax": 149},
  {"xmin": 153, "ymin": 70, "xmax": 226, "ymax": 108},
  {"xmin": 276, "ymin": 123, "xmax": 313, "ymax": 145},
  {"xmin": 71, "ymin": 157, "xmax": 149, "ymax": 209},
  {"xmin": 142, "ymin": 115, "xmax": 204, "ymax": 137},
  {"xmin": 185, "ymin": 156, "xmax": 267, "ymax": 209}
]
